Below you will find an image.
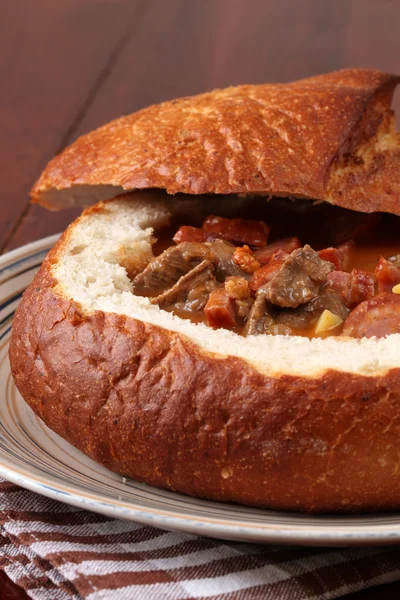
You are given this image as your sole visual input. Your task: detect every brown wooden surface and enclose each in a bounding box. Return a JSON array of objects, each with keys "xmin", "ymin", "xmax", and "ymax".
[{"xmin": 1, "ymin": 0, "xmax": 400, "ymax": 598}]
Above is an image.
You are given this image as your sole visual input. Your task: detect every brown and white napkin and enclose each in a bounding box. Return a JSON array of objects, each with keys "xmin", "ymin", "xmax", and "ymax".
[{"xmin": 1, "ymin": 480, "xmax": 400, "ymax": 599}]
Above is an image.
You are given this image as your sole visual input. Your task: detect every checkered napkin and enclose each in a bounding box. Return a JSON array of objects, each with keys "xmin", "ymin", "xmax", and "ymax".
[{"xmin": 2, "ymin": 481, "xmax": 400, "ymax": 600}]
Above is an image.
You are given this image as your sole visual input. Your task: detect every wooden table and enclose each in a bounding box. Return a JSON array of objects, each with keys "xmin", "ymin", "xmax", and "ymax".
[{"xmin": 1, "ymin": 1, "xmax": 399, "ymax": 597}]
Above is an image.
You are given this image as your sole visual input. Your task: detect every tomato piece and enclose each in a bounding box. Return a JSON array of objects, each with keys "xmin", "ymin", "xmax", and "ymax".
[
  {"xmin": 204, "ymin": 289, "xmax": 237, "ymax": 329},
  {"xmin": 249, "ymin": 250, "xmax": 289, "ymax": 292},
  {"xmin": 173, "ymin": 226, "xmax": 207, "ymax": 244},
  {"xmin": 346, "ymin": 269, "xmax": 375, "ymax": 308},
  {"xmin": 202, "ymin": 215, "xmax": 270, "ymax": 247},
  {"xmin": 232, "ymin": 245, "xmax": 261, "ymax": 274},
  {"xmin": 375, "ymin": 256, "xmax": 400, "ymax": 293},
  {"xmin": 254, "ymin": 237, "xmax": 300, "ymax": 265}
]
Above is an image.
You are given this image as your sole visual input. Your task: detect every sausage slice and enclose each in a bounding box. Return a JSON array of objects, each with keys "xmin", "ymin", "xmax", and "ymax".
[{"xmin": 342, "ymin": 293, "xmax": 400, "ymax": 338}]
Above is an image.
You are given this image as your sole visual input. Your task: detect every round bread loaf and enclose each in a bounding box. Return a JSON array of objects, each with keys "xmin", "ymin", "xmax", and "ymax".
[
  {"xmin": 9, "ymin": 194, "xmax": 400, "ymax": 512},
  {"xmin": 9, "ymin": 68, "xmax": 400, "ymax": 512}
]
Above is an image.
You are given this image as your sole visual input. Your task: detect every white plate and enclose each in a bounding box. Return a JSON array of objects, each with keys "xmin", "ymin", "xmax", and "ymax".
[{"xmin": 2, "ymin": 236, "xmax": 400, "ymax": 547}]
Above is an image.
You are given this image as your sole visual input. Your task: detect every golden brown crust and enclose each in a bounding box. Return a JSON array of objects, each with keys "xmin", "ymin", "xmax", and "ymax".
[
  {"xmin": 31, "ymin": 69, "xmax": 400, "ymax": 215},
  {"xmin": 9, "ymin": 241, "xmax": 400, "ymax": 512}
]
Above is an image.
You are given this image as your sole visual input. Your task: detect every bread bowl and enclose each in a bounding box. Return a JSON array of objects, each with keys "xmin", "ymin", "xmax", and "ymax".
[{"xmin": 9, "ymin": 69, "xmax": 400, "ymax": 512}]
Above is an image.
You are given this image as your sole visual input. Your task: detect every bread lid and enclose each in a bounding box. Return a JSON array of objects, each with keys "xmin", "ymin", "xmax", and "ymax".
[{"xmin": 31, "ymin": 69, "xmax": 400, "ymax": 215}]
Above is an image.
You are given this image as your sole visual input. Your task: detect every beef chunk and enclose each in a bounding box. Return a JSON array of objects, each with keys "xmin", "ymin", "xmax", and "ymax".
[
  {"xmin": 244, "ymin": 266, "xmax": 343, "ymax": 336},
  {"xmin": 318, "ymin": 290, "xmax": 350, "ymax": 321},
  {"xmin": 249, "ymin": 250, "xmax": 289, "ymax": 291},
  {"xmin": 322, "ymin": 291, "xmax": 350, "ymax": 321},
  {"xmin": 243, "ymin": 287, "xmax": 275, "ymax": 335},
  {"xmin": 244, "ymin": 289, "xmax": 292, "ymax": 336},
  {"xmin": 151, "ymin": 260, "xmax": 218, "ymax": 311},
  {"xmin": 265, "ymin": 245, "xmax": 334, "ymax": 308},
  {"xmin": 276, "ymin": 290, "xmax": 349, "ymax": 330},
  {"xmin": 206, "ymin": 239, "xmax": 248, "ymax": 280},
  {"xmin": 133, "ymin": 242, "xmax": 217, "ymax": 296}
]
